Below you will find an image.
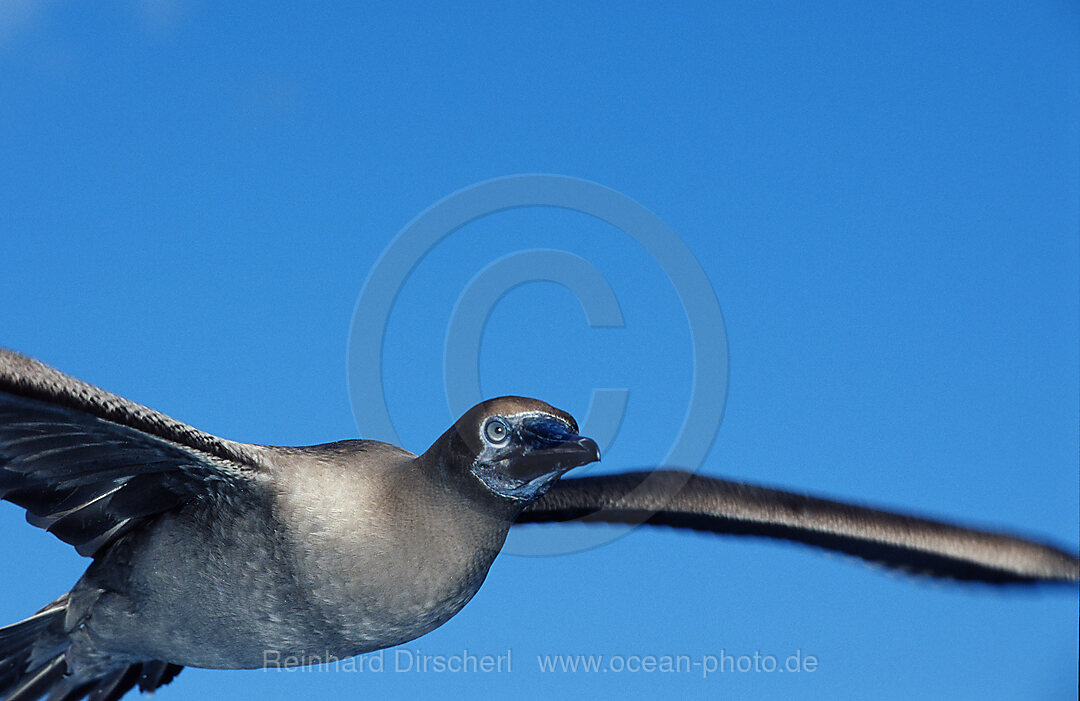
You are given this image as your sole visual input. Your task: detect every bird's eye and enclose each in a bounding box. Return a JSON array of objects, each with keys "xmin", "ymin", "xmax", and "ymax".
[{"xmin": 484, "ymin": 418, "xmax": 510, "ymax": 444}]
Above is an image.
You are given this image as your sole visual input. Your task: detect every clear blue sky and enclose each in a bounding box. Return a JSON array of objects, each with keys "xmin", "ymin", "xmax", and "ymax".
[{"xmin": 1, "ymin": 2, "xmax": 1077, "ymax": 699}]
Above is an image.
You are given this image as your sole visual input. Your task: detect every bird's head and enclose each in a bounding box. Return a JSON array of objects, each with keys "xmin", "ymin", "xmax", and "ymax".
[{"xmin": 424, "ymin": 396, "xmax": 600, "ymax": 504}]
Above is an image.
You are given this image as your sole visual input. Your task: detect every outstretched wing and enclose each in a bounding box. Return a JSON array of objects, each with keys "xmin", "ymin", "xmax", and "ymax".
[
  {"xmin": 0, "ymin": 348, "xmax": 268, "ymax": 557},
  {"xmin": 518, "ymin": 470, "xmax": 1080, "ymax": 583}
]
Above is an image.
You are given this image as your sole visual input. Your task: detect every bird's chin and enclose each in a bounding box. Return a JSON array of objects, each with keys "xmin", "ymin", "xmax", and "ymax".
[
  {"xmin": 471, "ymin": 462, "xmax": 577, "ymax": 503},
  {"xmin": 518, "ymin": 467, "xmax": 571, "ymax": 498}
]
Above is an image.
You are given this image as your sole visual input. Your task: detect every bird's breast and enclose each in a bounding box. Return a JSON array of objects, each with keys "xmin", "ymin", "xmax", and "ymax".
[{"xmin": 269, "ymin": 460, "xmax": 509, "ymax": 659}]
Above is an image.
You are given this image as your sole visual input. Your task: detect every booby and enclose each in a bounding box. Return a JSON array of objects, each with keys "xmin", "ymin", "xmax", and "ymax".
[{"xmin": 0, "ymin": 348, "xmax": 1076, "ymax": 701}]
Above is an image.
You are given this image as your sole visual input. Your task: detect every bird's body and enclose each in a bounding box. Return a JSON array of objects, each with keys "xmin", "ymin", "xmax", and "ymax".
[
  {"xmin": 62, "ymin": 440, "xmax": 506, "ymax": 675},
  {"xmin": 0, "ymin": 347, "xmax": 1077, "ymax": 701}
]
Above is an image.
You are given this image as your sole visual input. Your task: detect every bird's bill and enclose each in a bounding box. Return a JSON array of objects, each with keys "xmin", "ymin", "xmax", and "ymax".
[{"xmin": 510, "ymin": 417, "xmax": 601, "ymax": 483}]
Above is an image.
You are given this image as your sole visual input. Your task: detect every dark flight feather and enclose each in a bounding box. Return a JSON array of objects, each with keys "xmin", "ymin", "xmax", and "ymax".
[
  {"xmin": 518, "ymin": 471, "xmax": 1080, "ymax": 583},
  {"xmin": 0, "ymin": 349, "xmax": 265, "ymax": 558}
]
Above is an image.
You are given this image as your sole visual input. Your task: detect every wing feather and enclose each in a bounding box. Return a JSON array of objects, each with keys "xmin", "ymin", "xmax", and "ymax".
[
  {"xmin": 0, "ymin": 348, "xmax": 267, "ymax": 557},
  {"xmin": 518, "ymin": 470, "xmax": 1080, "ymax": 583}
]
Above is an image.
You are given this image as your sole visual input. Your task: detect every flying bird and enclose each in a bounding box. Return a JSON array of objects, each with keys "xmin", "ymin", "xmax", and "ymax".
[{"xmin": 0, "ymin": 348, "xmax": 1076, "ymax": 701}]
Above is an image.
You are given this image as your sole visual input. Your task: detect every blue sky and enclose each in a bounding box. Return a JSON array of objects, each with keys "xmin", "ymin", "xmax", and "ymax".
[{"xmin": 1, "ymin": 2, "xmax": 1077, "ymax": 699}]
